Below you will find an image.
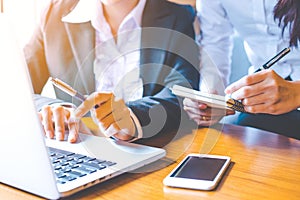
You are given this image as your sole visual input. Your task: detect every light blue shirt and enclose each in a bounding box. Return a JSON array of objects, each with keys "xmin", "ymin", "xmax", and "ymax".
[{"xmin": 197, "ymin": 0, "xmax": 300, "ymax": 86}]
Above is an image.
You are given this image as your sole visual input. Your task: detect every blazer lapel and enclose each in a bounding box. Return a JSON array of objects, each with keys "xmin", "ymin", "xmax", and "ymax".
[{"xmin": 64, "ymin": 22, "xmax": 95, "ymax": 95}]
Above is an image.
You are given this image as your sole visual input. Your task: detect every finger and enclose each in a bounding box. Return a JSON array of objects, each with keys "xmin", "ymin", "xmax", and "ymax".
[
  {"xmin": 64, "ymin": 108, "xmax": 71, "ymax": 121},
  {"xmin": 244, "ymin": 102, "xmax": 282, "ymax": 115},
  {"xmin": 242, "ymin": 93, "xmax": 271, "ymax": 106},
  {"xmin": 225, "ymin": 72, "xmax": 266, "ymax": 94},
  {"xmin": 186, "ymin": 105, "xmax": 226, "ymax": 117},
  {"xmin": 53, "ymin": 106, "xmax": 65, "ymax": 141},
  {"xmin": 183, "ymin": 98, "xmax": 208, "ymax": 109},
  {"xmin": 99, "ymin": 112, "xmax": 117, "ymax": 130},
  {"xmin": 41, "ymin": 105, "xmax": 54, "ymax": 139},
  {"xmin": 227, "ymin": 70, "xmax": 278, "ymax": 99},
  {"xmin": 103, "ymin": 122, "xmax": 121, "ymax": 138},
  {"xmin": 198, "ymin": 103, "xmax": 208, "ymax": 109},
  {"xmin": 193, "ymin": 117, "xmax": 220, "ymax": 127},
  {"xmin": 183, "ymin": 98, "xmax": 199, "ymax": 108},
  {"xmin": 68, "ymin": 118, "xmax": 79, "ymax": 143},
  {"xmin": 184, "ymin": 105, "xmax": 202, "ymax": 116},
  {"xmin": 199, "ymin": 119, "xmax": 220, "ymax": 127},
  {"xmin": 95, "ymin": 98, "xmax": 126, "ymax": 124},
  {"xmin": 187, "ymin": 113, "xmax": 213, "ymax": 123},
  {"xmin": 38, "ymin": 112, "xmax": 46, "ymax": 136},
  {"xmin": 201, "ymin": 107, "xmax": 228, "ymax": 116},
  {"xmin": 94, "ymin": 98, "xmax": 114, "ymax": 120},
  {"xmin": 244, "ymin": 103, "xmax": 268, "ymax": 114},
  {"xmin": 99, "ymin": 106, "xmax": 129, "ymax": 130},
  {"xmin": 186, "ymin": 112, "xmax": 202, "ymax": 121},
  {"xmin": 75, "ymin": 92, "xmax": 113, "ymax": 119},
  {"xmin": 38, "ymin": 112, "xmax": 43, "ymax": 121},
  {"xmin": 114, "ymin": 131, "xmax": 133, "ymax": 141},
  {"xmin": 201, "ymin": 115, "xmax": 211, "ymax": 121},
  {"xmin": 184, "ymin": 102, "xmax": 209, "ymax": 115},
  {"xmin": 230, "ymin": 85, "xmax": 264, "ymax": 100},
  {"xmin": 225, "ymin": 109, "xmax": 236, "ymax": 115},
  {"xmin": 110, "ymin": 119, "xmax": 134, "ymax": 141}
]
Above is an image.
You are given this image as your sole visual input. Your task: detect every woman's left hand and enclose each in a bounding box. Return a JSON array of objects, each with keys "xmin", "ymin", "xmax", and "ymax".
[{"xmin": 183, "ymin": 98, "xmax": 235, "ymax": 126}]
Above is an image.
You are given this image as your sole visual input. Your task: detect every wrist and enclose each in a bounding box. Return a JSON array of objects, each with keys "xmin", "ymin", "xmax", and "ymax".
[
  {"xmin": 127, "ymin": 108, "xmax": 143, "ymax": 141},
  {"xmin": 111, "ymin": 109, "xmax": 143, "ymax": 142},
  {"xmin": 112, "ymin": 117, "xmax": 137, "ymax": 142}
]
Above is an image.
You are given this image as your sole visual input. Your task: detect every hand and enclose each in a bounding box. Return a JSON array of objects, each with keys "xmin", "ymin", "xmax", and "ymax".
[
  {"xmin": 75, "ymin": 92, "xmax": 135, "ymax": 141},
  {"xmin": 225, "ymin": 69, "xmax": 300, "ymax": 114},
  {"xmin": 183, "ymin": 98, "xmax": 235, "ymax": 126},
  {"xmin": 39, "ymin": 104, "xmax": 79, "ymax": 143}
]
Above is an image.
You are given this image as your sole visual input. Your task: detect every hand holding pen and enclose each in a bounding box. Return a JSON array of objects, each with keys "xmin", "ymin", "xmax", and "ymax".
[
  {"xmin": 50, "ymin": 78, "xmax": 137, "ymax": 141},
  {"xmin": 224, "ymin": 47, "xmax": 297, "ymax": 114}
]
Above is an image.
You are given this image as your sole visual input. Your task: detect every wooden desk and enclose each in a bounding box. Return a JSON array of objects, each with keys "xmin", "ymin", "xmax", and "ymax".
[{"xmin": 1, "ymin": 124, "xmax": 300, "ymax": 200}]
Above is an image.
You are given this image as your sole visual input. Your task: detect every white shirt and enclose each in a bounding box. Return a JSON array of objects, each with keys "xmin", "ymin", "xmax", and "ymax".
[
  {"xmin": 92, "ymin": 0, "xmax": 146, "ymax": 102},
  {"xmin": 64, "ymin": 0, "xmax": 146, "ymax": 102},
  {"xmin": 197, "ymin": 0, "xmax": 300, "ymax": 88},
  {"xmin": 62, "ymin": 0, "xmax": 146, "ymax": 139}
]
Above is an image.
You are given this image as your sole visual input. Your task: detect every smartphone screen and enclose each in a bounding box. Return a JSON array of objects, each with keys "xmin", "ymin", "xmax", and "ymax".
[
  {"xmin": 163, "ymin": 154, "xmax": 231, "ymax": 190},
  {"xmin": 170, "ymin": 156, "xmax": 228, "ymax": 181}
]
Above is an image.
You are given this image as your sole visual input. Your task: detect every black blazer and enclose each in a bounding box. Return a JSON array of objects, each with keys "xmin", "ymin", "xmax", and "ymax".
[{"xmin": 26, "ymin": 0, "xmax": 200, "ymax": 141}]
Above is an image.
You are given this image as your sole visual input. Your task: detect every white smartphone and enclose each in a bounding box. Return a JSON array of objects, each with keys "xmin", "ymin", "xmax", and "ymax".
[{"xmin": 163, "ymin": 153, "xmax": 231, "ymax": 190}]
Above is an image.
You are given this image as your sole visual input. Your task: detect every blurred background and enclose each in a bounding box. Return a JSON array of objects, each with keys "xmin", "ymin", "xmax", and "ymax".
[
  {"xmin": 3, "ymin": 0, "xmax": 249, "ymax": 84},
  {"xmin": 2, "ymin": 0, "xmax": 48, "ymax": 47}
]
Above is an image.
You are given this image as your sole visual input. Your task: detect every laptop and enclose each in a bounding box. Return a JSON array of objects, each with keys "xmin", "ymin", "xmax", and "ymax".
[{"xmin": 0, "ymin": 14, "xmax": 165, "ymax": 199}]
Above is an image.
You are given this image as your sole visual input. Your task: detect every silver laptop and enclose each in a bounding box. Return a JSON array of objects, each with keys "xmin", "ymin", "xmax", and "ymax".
[{"xmin": 0, "ymin": 14, "xmax": 165, "ymax": 199}]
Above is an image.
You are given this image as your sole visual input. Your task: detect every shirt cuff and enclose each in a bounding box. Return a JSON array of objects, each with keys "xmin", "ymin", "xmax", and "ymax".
[{"xmin": 126, "ymin": 108, "xmax": 143, "ymax": 142}]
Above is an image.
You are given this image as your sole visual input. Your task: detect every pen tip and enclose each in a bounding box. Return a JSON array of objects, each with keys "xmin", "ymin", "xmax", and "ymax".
[{"xmin": 49, "ymin": 77, "xmax": 57, "ymax": 84}]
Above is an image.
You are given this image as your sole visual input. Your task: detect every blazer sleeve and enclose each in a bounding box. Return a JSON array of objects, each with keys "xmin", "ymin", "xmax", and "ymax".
[
  {"xmin": 24, "ymin": 3, "xmax": 51, "ymax": 94},
  {"xmin": 24, "ymin": 0, "xmax": 81, "ymax": 109},
  {"xmin": 128, "ymin": 2, "xmax": 200, "ymax": 142}
]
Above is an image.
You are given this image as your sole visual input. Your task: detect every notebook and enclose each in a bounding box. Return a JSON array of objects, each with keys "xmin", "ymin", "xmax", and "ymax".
[
  {"xmin": 0, "ymin": 14, "xmax": 165, "ymax": 199},
  {"xmin": 172, "ymin": 85, "xmax": 245, "ymax": 112}
]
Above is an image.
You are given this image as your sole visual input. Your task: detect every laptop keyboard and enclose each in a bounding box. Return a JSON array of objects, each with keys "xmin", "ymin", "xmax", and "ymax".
[{"xmin": 48, "ymin": 147, "xmax": 117, "ymax": 184}]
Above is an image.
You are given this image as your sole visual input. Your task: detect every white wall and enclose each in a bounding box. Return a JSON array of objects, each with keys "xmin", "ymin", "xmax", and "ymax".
[{"xmin": 3, "ymin": 0, "xmax": 48, "ymax": 47}]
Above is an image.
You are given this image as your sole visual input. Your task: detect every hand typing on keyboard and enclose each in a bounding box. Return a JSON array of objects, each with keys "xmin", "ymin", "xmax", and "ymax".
[{"xmin": 39, "ymin": 104, "xmax": 79, "ymax": 143}]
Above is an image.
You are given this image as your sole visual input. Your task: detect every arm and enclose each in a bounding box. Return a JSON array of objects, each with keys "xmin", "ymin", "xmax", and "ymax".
[
  {"xmin": 75, "ymin": 3, "xmax": 200, "ymax": 141},
  {"xmin": 127, "ymin": 4, "xmax": 200, "ymax": 140},
  {"xmin": 74, "ymin": 52, "xmax": 200, "ymax": 142},
  {"xmin": 128, "ymin": 56, "xmax": 200, "ymax": 139},
  {"xmin": 183, "ymin": 0, "xmax": 236, "ymax": 126},
  {"xmin": 25, "ymin": 0, "xmax": 82, "ymax": 142},
  {"xmin": 197, "ymin": 0, "xmax": 234, "ymax": 88}
]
